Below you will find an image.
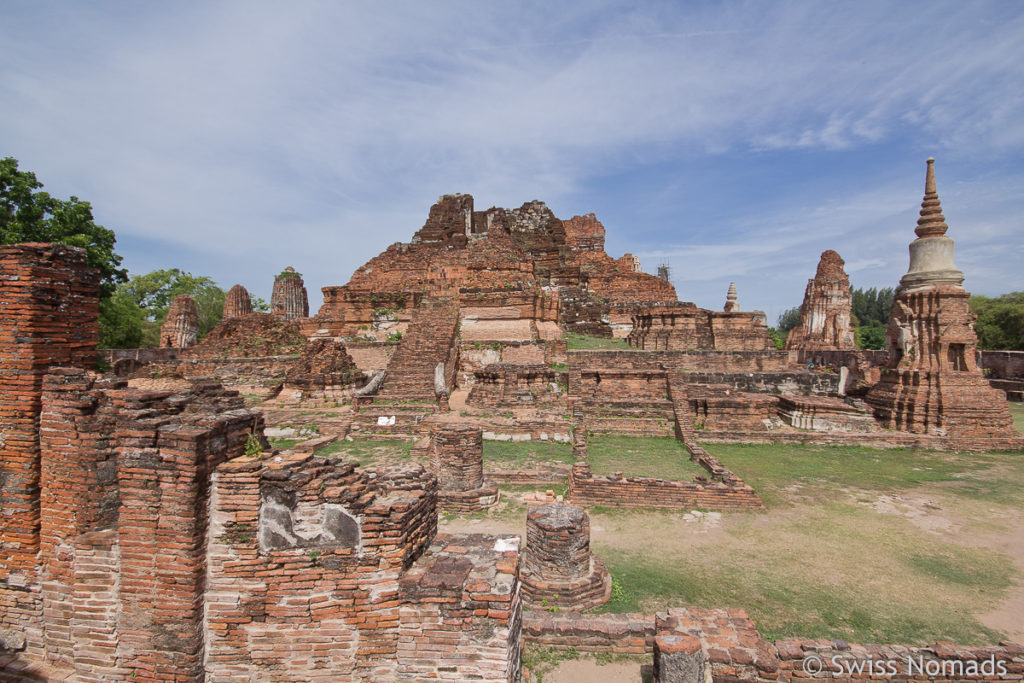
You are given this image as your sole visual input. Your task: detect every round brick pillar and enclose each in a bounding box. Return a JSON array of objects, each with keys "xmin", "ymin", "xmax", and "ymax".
[
  {"xmin": 521, "ymin": 502, "xmax": 610, "ymax": 610},
  {"xmin": 430, "ymin": 424, "xmax": 484, "ymax": 493},
  {"xmin": 524, "ymin": 503, "xmax": 591, "ymax": 581}
]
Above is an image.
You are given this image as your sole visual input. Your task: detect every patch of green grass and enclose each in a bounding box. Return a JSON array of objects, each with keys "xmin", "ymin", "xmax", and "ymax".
[
  {"xmin": 592, "ymin": 500, "xmax": 1015, "ymax": 644},
  {"xmin": 314, "ymin": 438, "xmax": 412, "ymax": 465},
  {"xmin": 565, "ymin": 333, "xmax": 631, "ymax": 350},
  {"xmin": 1008, "ymin": 401, "xmax": 1024, "ymax": 434},
  {"xmin": 704, "ymin": 442, "xmax": 1024, "ymax": 507},
  {"xmin": 907, "ymin": 552, "xmax": 1014, "ymax": 588},
  {"xmin": 587, "ymin": 436, "xmax": 707, "ymax": 480},
  {"xmin": 483, "ymin": 440, "xmax": 574, "ymax": 467},
  {"xmin": 268, "ymin": 438, "xmax": 299, "ymax": 449}
]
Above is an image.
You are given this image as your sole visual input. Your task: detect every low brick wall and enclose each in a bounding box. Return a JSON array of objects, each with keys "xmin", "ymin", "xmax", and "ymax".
[
  {"xmin": 522, "ymin": 611, "xmax": 654, "ymax": 654},
  {"xmin": 568, "ymin": 350, "xmax": 792, "ymax": 373},
  {"xmin": 569, "ymin": 463, "xmax": 763, "ymax": 511},
  {"xmin": 133, "ymin": 355, "xmax": 300, "ymax": 395},
  {"xmin": 979, "ymin": 350, "xmax": 1024, "ymax": 379}
]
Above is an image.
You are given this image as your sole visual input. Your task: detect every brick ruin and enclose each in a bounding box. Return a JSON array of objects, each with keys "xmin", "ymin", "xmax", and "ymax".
[
  {"xmin": 627, "ymin": 302, "xmax": 773, "ymax": 351},
  {"xmin": 222, "ymin": 283, "xmax": 253, "ymax": 319},
  {"xmin": 784, "ymin": 249, "xmax": 856, "ymax": 351},
  {"xmin": 0, "ymin": 246, "xmax": 523, "ymax": 680},
  {"xmin": 5, "ymin": 160, "xmax": 1023, "ymax": 681},
  {"xmin": 865, "ymin": 159, "xmax": 1016, "ymax": 439},
  {"xmin": 519, "ymin": 503, "xmax": 610, "ymax": 611},
  {"xmin": 158, "ymin": 293, "xmax": 198, "ymax": 348},
  {"xmin": 428, "ymin": 424, "xmax": 499, "ymax": 512},
  {"xmin": 0, "ymin": 244, "xmax": 99, "ymax": 655},
  {"xmin": 270, "ymin": 266, "xmax": 309, "ymax": 320}
]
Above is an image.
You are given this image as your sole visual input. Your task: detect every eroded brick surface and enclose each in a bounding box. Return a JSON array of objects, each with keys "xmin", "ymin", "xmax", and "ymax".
[{"xmin": 785, "ymin": 250, "xmax": 855, "ymax": 351}]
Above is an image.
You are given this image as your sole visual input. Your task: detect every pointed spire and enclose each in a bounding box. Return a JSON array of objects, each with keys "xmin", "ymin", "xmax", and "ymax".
[
  {"xmin": 724, "ymin": 282, "xmax": 739, "ymax": 312},
  {"xmin": 915, "ymin": 158, "xmax": 949, "ymax": 238}
]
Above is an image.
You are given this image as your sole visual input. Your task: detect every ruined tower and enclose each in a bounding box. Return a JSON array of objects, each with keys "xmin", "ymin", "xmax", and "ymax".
[
  {"xmin": 270, "ymin": 267, "xmax": 309, "ymax": 320},
  {"xmin": 784, "ymin": 250, "xmax": 855, "ymax": 351},
  {"xmin": 159, "ymin": 294, "xmax": 199, "ymax": 348},
  {"xmin": 222, "ymin": 284, "xmax": 253, "ymax": 319},
  {"xmin": 865, "ymin": 159, "xmax": 1015, "ymax": 438},
  {"xmin": 723, "ymin": 282, "xmax": 739, "ymax": 312}
]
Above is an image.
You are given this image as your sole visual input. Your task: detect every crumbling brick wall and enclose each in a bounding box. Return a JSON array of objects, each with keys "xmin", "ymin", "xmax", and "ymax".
[
  {"xmin": 0, "ymin": 244, "xmax": 99, "ymax": 657},
  {"xmin": 37, "ymin": 370, "xmax": 263, "ymax": 679}
]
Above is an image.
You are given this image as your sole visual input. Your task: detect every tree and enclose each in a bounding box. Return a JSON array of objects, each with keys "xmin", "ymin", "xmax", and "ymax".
[
  {"xmin": 0, "ymin": 157, "xmax": 126, "ymax": 297},
  {"xmin": 102, "ymin": 269, "xmax": 226, "ymax": 348},
  {"xmin": 850, "ymin": 286, "xmax": 894, "ymax": 350},
  {"xmin": 970, "ymin": 292, "xmax": 1024, "ymax": 350},
  {"xmin": 776, "ymin": 306, "xmax": 801, "ymax": 332}
]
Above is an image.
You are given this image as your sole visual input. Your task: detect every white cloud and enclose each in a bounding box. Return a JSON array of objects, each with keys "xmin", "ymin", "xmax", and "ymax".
[{"xmin": 1, "ymin": 1, "xmax": 1022, "ymax": 314}]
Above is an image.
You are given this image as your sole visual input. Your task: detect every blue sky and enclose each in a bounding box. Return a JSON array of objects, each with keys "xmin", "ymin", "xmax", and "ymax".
[{"xmin": 2, "ymin": 1, "xmax": 1022, "ymax": 324}]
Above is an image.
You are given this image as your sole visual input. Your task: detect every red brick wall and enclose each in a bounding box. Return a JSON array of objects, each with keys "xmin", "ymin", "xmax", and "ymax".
[
  {"xmin": 0, "ymin": 244, "xmax": 98, "ymax": 655},
  {"xmin": 569, "ymin": 463, "xmax": 763, "ymax": 510}
]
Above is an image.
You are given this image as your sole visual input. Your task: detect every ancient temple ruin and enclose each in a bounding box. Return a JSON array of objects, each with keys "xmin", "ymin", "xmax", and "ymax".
[
  {"xmin": 784, "ymin": 250, "xmax": 855, "ymax": 351},
  {"xmin": 866, "ymin": 159, "xmax": 1016, "ymax": 438},
  {"xmin": 158, "ymin": 294, "xmax": 199, "ymax": 348},
  {"xmin": 270, "ymin": 266, "xmax": 309, "ymax": 320},
  {"xmin": 222, "ymin": 283, "xmax": 253, "ymax": 319},
  {"xmin": 520, "ymin": 503, "xmax": 610, "ymax": 611},
  {"xmin": 3, "ymin": 160, "xmax": 1023, "ymax": 681}
]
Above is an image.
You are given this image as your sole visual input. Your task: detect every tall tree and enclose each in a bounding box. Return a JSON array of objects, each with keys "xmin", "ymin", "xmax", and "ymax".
[{"xmin": 0, "ymin": 157, "xmax": 126, "ymax": 297}]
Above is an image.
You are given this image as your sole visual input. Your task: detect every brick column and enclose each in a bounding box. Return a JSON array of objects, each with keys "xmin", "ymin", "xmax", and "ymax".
[
  {"xmin": 38, "ymin": 368, "xmax": 120, "ymax": 665},
  {"xmin": 0, "ymin": 244, "xmax": 98, "ymax": 655}
]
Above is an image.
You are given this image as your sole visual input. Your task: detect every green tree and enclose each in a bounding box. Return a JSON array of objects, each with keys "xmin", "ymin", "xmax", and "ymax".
[
  {"xmin": 970, "ymin": 292, "xmax": 1024, "ymax": 350},
  {"xmin": 0, "ymin": 157, "xmax": 126, "ymax": 297},
  {"xmin": 251, "ymin": 295, "xmax": 270, "ymax": 312},
  {"xmin": 777, "ymin": 306, "xmax": 801, "ymax": 332},
  {"xmin": 105, "ymin": 269, "xmax": 226, "ymax": 347},
  {"xmin": 850, "ymin": 286, "xmax": 894, "ymax": 350},
  {"xmin": 851, "ymin": 287, "xmax": 894, "ymax": 328}
]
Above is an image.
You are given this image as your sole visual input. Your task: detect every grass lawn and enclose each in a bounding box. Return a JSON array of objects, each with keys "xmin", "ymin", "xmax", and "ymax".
[
  {"xmin": 565, "ymin": 333, "xmax": 631, "ymax": 350},
  {"xmin": 587, "ymin": 436, "xmax": 707, "ymax": 480},
  {"xmin": 483, "ymin": 440, "xmax": 575, "ymax": 469},
  {"xmin": 583, "ymin": 442, "xmax": 1024, "ymax": 645},
  {"xmin": 1009, "ymin": 401, "xmax": 1024, "ymax": 433},
  {"xmin": 314, "ymin": 438, "xmax": 413, "ymax": 466}
]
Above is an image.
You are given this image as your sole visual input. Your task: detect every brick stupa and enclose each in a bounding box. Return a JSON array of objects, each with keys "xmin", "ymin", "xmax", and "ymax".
[
  {"xmin": 159, "ymin": 294, "xmax": 199, "ymax": 349},
  {"xmin": 270, "ymin": 267, "xmax": 309, "ymax": 321},
  {"xmin": 866, "ymin": 159, "xmax": 1015, "ymax": 438},
  {"xmin": 784, "ymin": 250, "xmax": 855, "ymax": 351},
  {"xmin": 222, "ymin": 284, "xmax": 253, "ymax": 319}
]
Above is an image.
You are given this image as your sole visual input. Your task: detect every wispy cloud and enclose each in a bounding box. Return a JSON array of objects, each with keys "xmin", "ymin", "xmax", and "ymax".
[{"xmin": 1, "ymin": 1, "xmax": 1022, "ymax": 311}]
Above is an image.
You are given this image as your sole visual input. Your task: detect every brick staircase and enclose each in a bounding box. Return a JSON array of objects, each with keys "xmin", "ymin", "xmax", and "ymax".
[{"xmin": 375, "ymin": 299, "xmax": 460, "ymax": 404}]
